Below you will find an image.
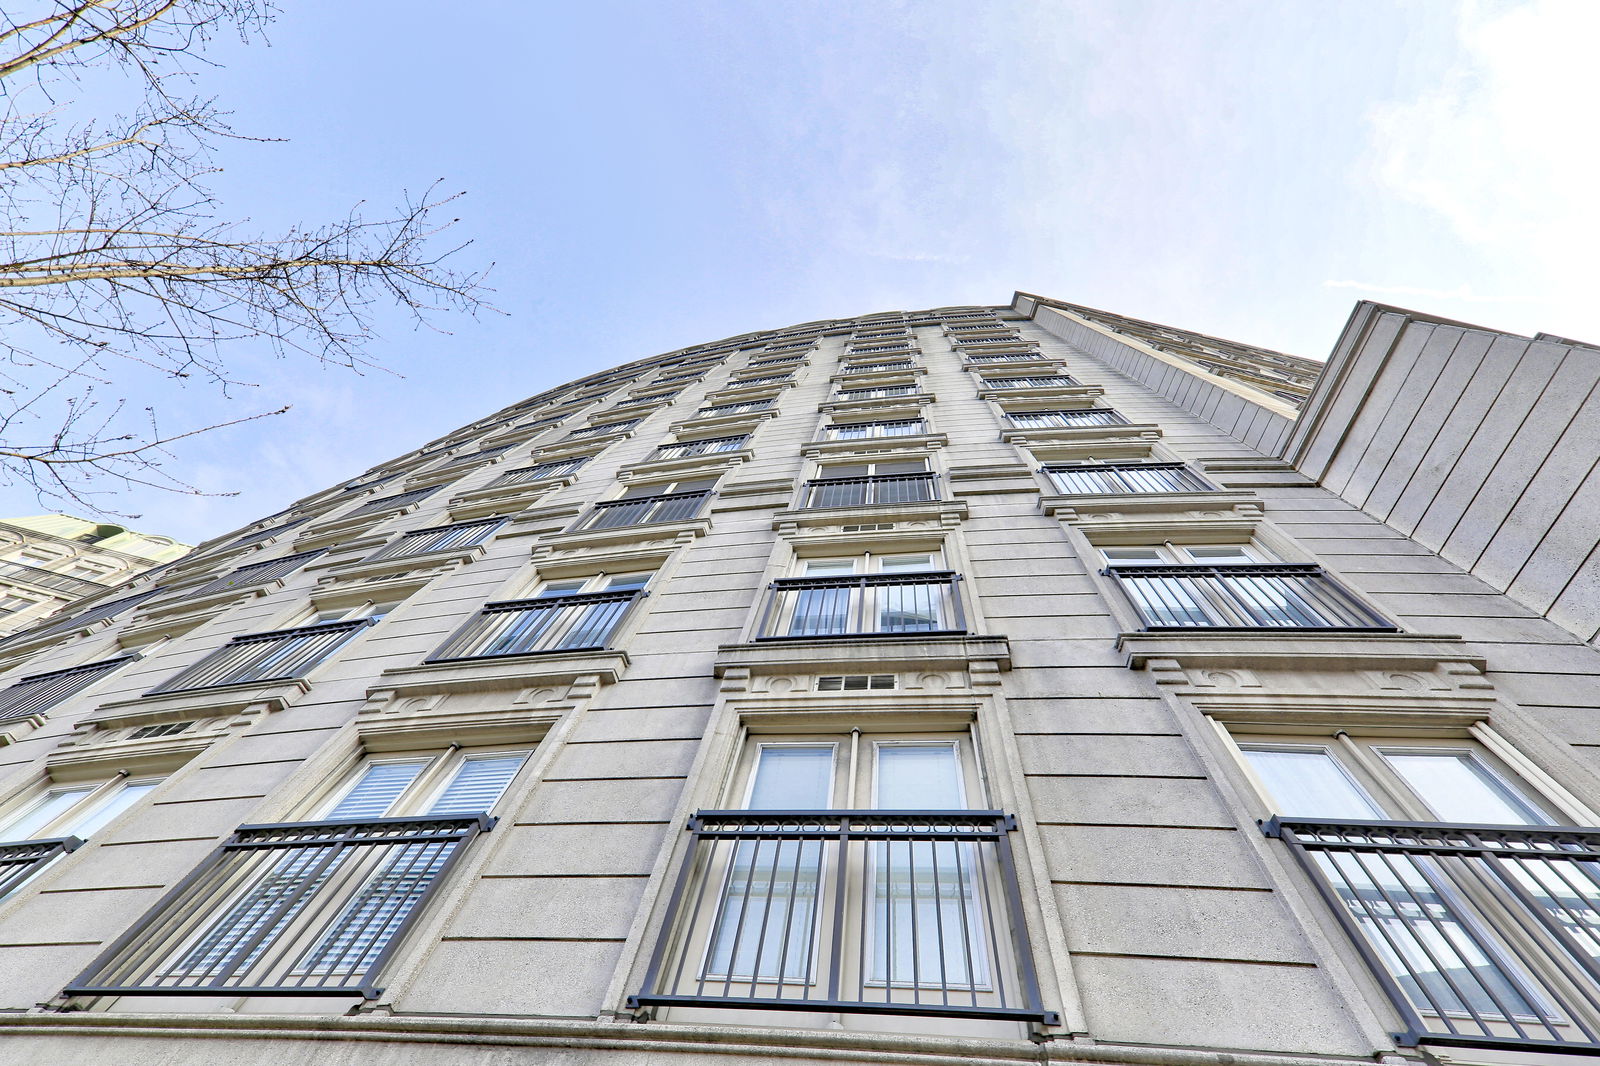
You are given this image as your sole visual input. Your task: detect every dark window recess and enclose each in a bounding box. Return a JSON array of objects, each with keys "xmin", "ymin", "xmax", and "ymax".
[
  {"xmin": 816, "ymin": 674, "xmax": 896, "ymax": 691},
  {"xmin": 344, "ymin": 487, "xmax": 439, "ymax": 519},
  {"xmin": 490, "ymin": 457, "xmax": 589, "ymax": 486}
]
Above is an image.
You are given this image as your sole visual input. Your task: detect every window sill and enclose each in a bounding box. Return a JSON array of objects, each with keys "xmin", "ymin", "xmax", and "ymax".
[
  {"xmin": 1000, "ymin": 423, "xmax": 1161, "ymax": 449},
  {"xmin": 86, "ymin": 678, "xmax": 312, "ymax": 730},
  {"xmin": 369, "ymin": 647, "xmax": 629, "ymax": 699},
  {"xmin": 540, "ymin": 517, "xmax": 711, "ymax": 554},
  {"xmin": 619, "ymin": 449, "xmax": 754, "ymax": 482},
  {"xmin": 716, "ymin": 634, "xmax": 1010, "ymax": 677},
  {"xmin": 1040, "ymin": 489, "xmax": 1262, "ymax": 523},
  {"xmin": 773, "ymin": 498, "xmax": 967, "ymax": 532},
  {"xmin": 801, "ymin": 433, "xmax": 948, "ymax": 458}
]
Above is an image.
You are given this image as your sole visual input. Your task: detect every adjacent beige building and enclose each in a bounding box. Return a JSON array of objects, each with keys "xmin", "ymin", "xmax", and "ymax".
[
  {"xmin": 0, "ymin": 515, "xmax": 188, "ymax": 637},
  {"xmin": 0, "ymin": 293, "xmax": 1596, "ymax": 1066}
]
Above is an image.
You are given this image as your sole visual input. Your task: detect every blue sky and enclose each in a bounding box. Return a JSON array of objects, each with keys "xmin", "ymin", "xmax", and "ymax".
[{"xmin": 4, "ymin": 0, "xmax": 1595, "ymax": 544}]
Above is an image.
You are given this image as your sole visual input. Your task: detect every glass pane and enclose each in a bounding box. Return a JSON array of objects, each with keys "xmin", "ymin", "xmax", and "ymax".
[
  {"xmin": 1186, "ymin": 547, "xmax": 1256, "ymax": 562},
  {"xmin": 747, "ymin": 746, "xmax": 833, "ymax": 809},
  {"xmin": 877, "ymin": 554, "xmax": 933, "ymax": 573},
  {"xmin": 603, "ymin": 573, "xmax": 651, "ymax": 591},
  {"xmin": 802, "ymin": 560, "xmax": 856, "ymax": 576},
  {"xmin": 427, "ymin": 754, "xmax": 528, "ymax": 815},
  {"xmin": 327, "ymin": 761, "xmax": 429, "ymax": 819},
  {"xmin": 1384, "ymin": 753, "xmax": 1550, "ymax": 825},
  {"xmin": 67, "ymin": 782, "xmax": 157, "ymax": 838},
  {"xmin": 1241, "ymin": 748, "xmax": 1383, "ymax": 819},
  {"xmin": 876, "ymin": 745, "xmax": 962, "ymax": 809},
  {"xmin": 0, "ymin": 787, "xmax": 94, "ymax": 843},
  {"xmin": 1103, "ymin": 548, "xmax": 1166, "ymax": 562}
]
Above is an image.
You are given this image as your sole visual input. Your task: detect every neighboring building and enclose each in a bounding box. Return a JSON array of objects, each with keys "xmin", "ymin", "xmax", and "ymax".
[
  {"xmin": 0, "ymin": 295, "xmax": 1596, "ymax": 1066},
  {"xmin": 0, "ymin": 515, "xmax": 189, "ymax": 637}
]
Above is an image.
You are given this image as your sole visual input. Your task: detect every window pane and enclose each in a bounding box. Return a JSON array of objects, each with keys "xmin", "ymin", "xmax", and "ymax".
[
  {"xmin": 876, "ymin": 745, "xmax": 962, "ymax": 809},
  {"xmin": 1186, "ymin": 547, "xmax": 1257, "ymax": 563},
  {"xmin": 326, "ymin": 761, "xmax": 429, "ymax": 819},
  {"xmin": 802, "ymin": 560, "xmax": 856, "ymax": 576},
  {"xmin": 67, "ymin": 782, "xmax": 157, "ymax": 838},
  {"xmin": 1383, "ymin": 753, "xmax": 1550, "ymax": 825},
  {"xmin": 1241, "ymin": 749, "xmax": 1383, "ymax": 819},
  {"xmin": 426, "ymin": 754, "xmax": 527, "ymax": 815},
  {"xmin": 877, "ymin": 554, "xmax": 933, "ymax": 573},
  {"xmin": 0, "ymin": 787, "xmax": 94, "ymax": 842},
  {"xmin": 747, "ymin": 746, "xmax": 833, "ymax": 808}
]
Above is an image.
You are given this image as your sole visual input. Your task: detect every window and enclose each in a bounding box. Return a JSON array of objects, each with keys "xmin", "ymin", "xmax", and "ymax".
[
  {"xmin": 823, "ymin": 418, "xmax": 926, "ymax": 441},
  {"xmin": 0, "ymin": 775, "xmax": 160, "ymax": 898},
  {"xmin": 1005, "ymin": 408, "xmax": 1125, "ymax": 430},
  {"xmin": 1044, "ymin": 461, "xmax": 1212, "ymax": 495},
  {"xmin": 488, "ymin": 456, "xmax": 589, "ymax": 486},
  {"xmin": 1243, "ymin": 734, "xmax": 1600, "ymax": 1050},
  {"xmin": 147, "ymin": 616, "xmax": 377, "ymax": 694},
  {"xmin": 697, "ymin": 398, "xmax": 774, "ymax": 417},
  {"xmin": 761, "ymin": 553, "xmax": 962, "ymax": 638},
  {"xmin": 0, "ymin": 655, "xmax": 138, "ymax": 724},
  {"xmin": 650, "ymin": 435, "xmax": 748, "ymax": 461},
  {"xmin": 0, "ymin": 594, "xmax": 36, "ymax": 614},
  {"xmin": 630, "ymin": 730, "xmax": 1056, "ymax": 1023},
  {"xmin": 805, "ymin": 460, "xmax": 935, "ymax": 508},
  {"xmin": 978, "ymin": 375, "xmax": 1075, "ymax": 390},
  {"xmin": 835, "ymin": 385, "xmax": 919, "ymax": 402},
  {"xmin": 66, "ymin": 747, "xmax": 527, "ymax": 998},
  {"xmin": 429, "ymin": 571, "xmax": 651, "ymax": 660},
  {"xmin": 182, "ymin": 550, "xmax": 325, "ymax": 601},
  {"xmin": 840, "ymin": 359, "xmax": 915, "ymax": 375},
  {"xmin": 343, "ymin": 486, "xmax": 439, "ymax": 519},
  {"xmin": 580, "ymin": 478, "xmax": 716, "ymax": 530},
  {"xmin": 1100, "ymin": 544, "xmax": 1393, "ymax": 630},
  {"xmin": 367, "ymin": 518, "xmax": 504, "ymax": 561}
]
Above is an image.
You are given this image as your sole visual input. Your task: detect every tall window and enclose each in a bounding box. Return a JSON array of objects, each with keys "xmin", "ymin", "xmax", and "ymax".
[
  {"xmin": 0, "ymin": 774, "xmax": 160, "ymax": 897},
  {"xmin": 429, "ymin": 571, "xmax": 652, "ymax": 660},
  {"xmin": 766, "ymin": 552, "xmax": 960, "ymax": 638}
]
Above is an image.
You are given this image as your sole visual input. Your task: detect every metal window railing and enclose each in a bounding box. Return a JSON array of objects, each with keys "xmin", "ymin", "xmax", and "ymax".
[
  {"xmin": 488, "ymin": 457, "xmax": 588, "ymax": 487},
  {"xmin": 1264, "ymin": 816, "xmax": 1600, "ymax": 1053},
  {"xmin": 1006, "ymin": 409, "xmax": 1126, "ymax": 430},
  {"xmin": 759, "ymin": 572, "xmax": 964, "ymax": 639},
  {"xmin": 565, "ymin": 419, "xmax": 640, "ymax": 440},
  {"xmin": 428, "ymin": 588, "xmax": 645, "ymax": 661},
  {"xmin": 803, "ymin": 474, "xmax": 937, "ymax": 509},
  {"xmin": 697, "ymin": 399, "xmax": 775, "ymax": 417},
  {"xmin": 979, "ymin": 376, "xmax": 1078, "ymax": 390},
  {"xmin": 580, "ymin": 490, "xmax": 711, "ymax": 530},
  {"xmin": 366, "ymin": 519, "xmax": 505, "ymax": 562},
  {"xmin": 147, "ymin": 619, "xmax": 376, "ymax": 695},
  {"xmin": 650, "ymin": 436, "xmax": 747, "ymax": 461},
  {"xmin": 344, "ymin": 487, "xmax": 438, "ymax": 519},
  {"xmin": 225, "ymin": 516, "xmax": 314, "ymax": 549},
  {"xmin": 823, "ymin": 419, "xmax": 927, "ymax": 441},
  {"xmin": 431, "ymin": 444, "xmax": 513, "ymax": 471},
  {"xmin": 836, "ymin": 386, "xmax": 919, "ymax": 402},
  {"xmin": 65, "ymin": 814, "xmax": 493, "ymax": 999},
  {"xmin": 0, "ymin": 655, "xmax": 138, "ymax": 724},
  {"xmin": 847, "ymin": 342, "xmax": 912, "ymax": 354},
  {"xmin": 947, "ymin": 324, "xmax": 1017, "ymax": 333},
  {"xmin": 841, "ymin": 360, "xmax": 915, "ymax": 375},
  {"xmin": 0, "ymin": 561, "xmax": 107, "ymax": 597},
  {"xmin": 183, "ymin": 549, "xmax": 325, "ymax": 601},
  {"xmin": 726, "ymin": 374, "xmax": 792, "ymax": 389},
  {"xmin": 1, "ymin": 836, "xmax": 82, "ymax": 897},
  {"xmin": 1043, "ymin": 462, "xmax": 1214, "ymax": 495},
  {"xmin": 630, "ymin": 810, "xmax": 1058, "ymax": 1024},
  {"xmin": 2, "ymin": 589, "xmax": 159, "ymax": 645},
  {"xmin": 1105, "ymin": 563, "xmax": 1395, "ymax": 631},
  {"xmin": 965, "ymin": 353, "xmax": 1043, "ymax": 364}
]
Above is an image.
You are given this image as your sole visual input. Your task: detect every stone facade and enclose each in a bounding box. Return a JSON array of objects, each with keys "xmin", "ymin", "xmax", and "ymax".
[
  {"xmin": 0, "ymin": 296, "xmax": 1595, "ymax": 1066},
  {"xmin": 0, "ymin": 515, "xmax": 188, "ymax": 637}
]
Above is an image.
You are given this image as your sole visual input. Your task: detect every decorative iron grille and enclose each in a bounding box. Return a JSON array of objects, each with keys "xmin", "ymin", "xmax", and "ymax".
[
  {"xmin": 650, "ymin": 436, "xmax": 748, "ymax": 461},
  {"xmin": 428, "ymin": 588, "xmax": 645, "ymax": 661},
  {"xmin": 823, "ymin": 419, "xmax": 926, "ymax": 441},
  {"xmin": 0, "ymin": 561, "xmax": 106, "ymax": 597},
  {"xmin": 0, "ymin": 655, "xmax": 138, "ymax": 724},
  {"xmin": 979, "ymin": 376, "xmax": 1078, "ymax": 390},
  {"xmin": 182, "ymin": 550, "xmax": 325, "ymax": 600},
  {"xmin": 580, "ymin": 491, "xmax": 711, "ymax": 530},
  {"xmin": 1043, "ymin": 462, "xmax": 1213, "ymax": 495},
  {"xmin": 147, "ymin": 619, "xmax": 376, "ymax": 694},
  {"xmin": 630, "ymin": 810, "xmax": 1058, "ymax": 1024},
  {"xmin": 66, "ymin": 814, "xmax": 492, "ymax": 999},
  {"xmin": 803, "ymin": 474, "xmax": 937, "ymax": 509},
  {"xmin": 0, "ymin": 836, "xmax": 82, "ymax": 897},
  {"xmin": 366, "ymin": 519, "xmax": 505, "ymax": 561},
  {"xmin": 759, "ymin": 572, "xmax": 964, "ymax": 638},
  {"xmin": 1006, "ymin": 409, "xmax": 1126, "ymax": 430}
]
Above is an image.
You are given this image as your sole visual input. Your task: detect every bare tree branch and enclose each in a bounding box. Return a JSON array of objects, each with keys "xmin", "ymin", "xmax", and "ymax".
[{"xmin": 0, "ymin": 0, "xmax": 494, "ymax": 515}]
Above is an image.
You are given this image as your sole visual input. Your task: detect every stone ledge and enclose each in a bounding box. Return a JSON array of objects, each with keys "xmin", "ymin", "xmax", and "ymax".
[
  {"xmin": 367, "ymin": 648, "xmax": 630, "ymax": 698},
  {"xmin": 84, "ymin": 678, "xmax": 311, "ymax": 730},
  {"xmin": 1117, "ymin": 631, "xmax": 1485, "ymax": 673}
]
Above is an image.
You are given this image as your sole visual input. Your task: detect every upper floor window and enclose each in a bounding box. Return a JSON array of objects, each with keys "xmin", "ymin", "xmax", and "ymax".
[
  {"xmin": 146, "ymin": 614, "xmax": 377, "ymax": 694},
  {"xmin": 580, "ymin": 478, "xmax": 717, "ymax": 531},
  {"xmin": 488, "ymin": 455, "xmax": 589, "ymax": 487},
  {"xmin": 0, "ymin": 654, "xmax": 138, "ymax": 725},
  {"xmin": 1006, "ymin": 408, "xmax": 1126, "ymax": 430},
  {"xmin": 840, "ymin": 359, "xmax": 915, "ymax": 375},
  {"xmin": 565, "ymin": 418, "xmax": 640, "ymax": 440},
  {"xmin": 1, "ymin": 773, "xmax": 161, "ymax": 898},
  {"xmin": 805, "ymin": 460, "xmax": 936, "ymax": 508},
  {"xmin": 697, "ymin": 398, "xmax": 774, "ymax": 417},
  {"xmin": 1043, "ymin": 461, "xmax": 1212, "ymax": 495},
  {"xmin": 650, "ymin": 435, "xmax": 748, "ymax": 461},
  {"xmin": 823, "ymin": 418, "xmax": 926, "ymax": 441},
  {"xmin": 760, "ymin": 552, "xmax": 963, "ymax": 639},
  {"xmin": 429, "ymin": 571, "xmax": 652, "ymax": 661},
  {"xmin": 367, "ymin": 518, "xmax": 505, "ymax": 562},
  {"xmin": 835, "ymin": 384, "xmax": 919, "ymax": 402}
]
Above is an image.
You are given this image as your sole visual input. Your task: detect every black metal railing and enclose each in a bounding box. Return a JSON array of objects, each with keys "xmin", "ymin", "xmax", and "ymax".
[
  {"xmin": 1105, "ymin": 564, "xmax": 1395, "ymax": 631},
  {"xmin": 564, "ymin": 419, "xmax": 640, "ymax": 440},
  {"xmin": 965, "ymin": 353, "xmax": 1043, "ymax": 364},
  {"xmin": 823, "ymin": 419, "xmax": 926, "ymax": 441},
  {"xmin": 650, "ymin": 436, "xmax": 747, "ymax": 461},
  {"xmin": 803, "ymin": 474, "xmax": 937, "ymax": 509},
  {"xmin": 840, "ymin": 360, "xmax": 915, "ymax": 375},
  {"xmin": 225, "ymin": 515, "xmax": 314, "ymax": 549},
  {"xmin": 726, "ymin": 374, "xmax": 792, "ymax": 389},
  {"xmin": 759, "ymin": 572, "xmax": 964, "ymax": 639},
  {"xmin": 147, "ymin": 619, "xmax": 376, "ymax": 694},
  {"xmin": 697, "ymin": 399, "xmax": 775, "ymax": 417},
  {"xmin": 2, "ymin": 589, "xmax": 159, "ymax": 645},
  {"xmin": 979, "ymin": 376, "xmax": 1078, "ymax": 390},
  {"xmin": 344, "ymin": 486, "xmax": 438, "ymax": 519},
  {"xmin": 1007, "ymin": 409, "xmax": 1126, "ymax": 430},
  {"xmin": 1266, "ymin": 816, "xmax": 1600, "ymax": 1053},
  {"xmin": 1044, "ymin": 462, "xmax": 1214, "ymax": 495},
  {"xmin": 66, "ymin": 814, "xmax": 492, "ymax": 999},
  {"xmin": 580, "ymin": 490, "xmax": 712, "ymax": 530},
  {"xmin": 367, "ymin": 518, "xmax": 504, "ymax": 561},
  {"xmin": 488, "ymin": 457, "xmax": 588, "ymax": 486},
  {"xmin": 0, "ymin": 561, "xmax": 106, "ymax": 597},
  {"xmin": 180, "ymin": 549, "xmax": 325, "ymax": 601},
  {"xmin": 0, "ymin": 655, "xmax": 138, "ymax": 724},
  {"xmin": 630, "ymin": 810, "xmax": 1058, "ymax": 1024},
  {"xmin": 835, "ymin": 386, "xmax": 921, "ymax": 402},
  {"xmin": 428, "ymin": 588, "xmax": 644, "ymax": 661},
  {"xmin": 2, "ymin": 836, "xmax": 82, "ymax": 898}
]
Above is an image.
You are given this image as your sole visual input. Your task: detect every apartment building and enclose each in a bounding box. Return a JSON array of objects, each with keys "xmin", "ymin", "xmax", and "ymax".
[
  {"xmin": 0, "ymin": 515, "xmax": 189, "ymax": 637},
  {"xmin": 0, "ymin": 294, "xmax": 1595, "ymax": 1066}
]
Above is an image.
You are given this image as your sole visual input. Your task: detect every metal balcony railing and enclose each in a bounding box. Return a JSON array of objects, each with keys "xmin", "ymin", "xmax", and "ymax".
[
  {"xmin": 965, "ymin": 353, "xmax": 1043, "ymax": 364},
  {"xmin": 1043, "ymin": 462, "xmax": 1214, "ymax": 495},
  {"xmin": 581, "ymin": 490, "xmax": 711, "ymax": 530},
  {"xmin": 147, "ymin": 618, "xmax": 376, "ymax": 694},
  {"xmin": 0, "ymin": 655, "xmax": 137, "ymax": 724},
  {"xmin": 225, "ymin": 515, "xmax": 314, "ymax": 549},
  {"xmin": 1, "ymin": 836, "xmax": 82, "ymax": 898},
  {"xmin": 428, "ymin": 589, "xmax": 644, "ymax": 660},
  {"xmin": 697, "ymin": 399, "xmax": 774, "ymax": 417},
  {"xmin": 841, "ymin": 360, "xmax": 915, "ymax": 375},
  {"xmin": 726, "ymin": 374, "xmax": 792, "ymax": 389},
  {"xmin": 367, "ymin": 518, "xmax": 504, "ymax": 561},
  {"xmin": 564, "ymin": 419, "xmax": 639, "ymax": 440},
  {"xmin": 1105, "ymin": 563, "xmax": 1395, "ymax": 631},
  {"xmin": 66, "ymin": 814, "xmax": 492, "ymax": 999},
  {"xmin": 835, "ymin": 385, "xmax": 920, "ymax": 402},
  {"xmin": 0, "ymin": 561, "xmax": 107, "ymax": 597},
  {"xmin": 1006, "ymin": 409, "xmax": 1126, "ymax": 430},
  {"xmin": 182, "ymin": 549, "xmax": 325, "ymax": 601},
  {"xmin": 1265, "ymin": 816, "xmax": 1600, "ymax": 1053},
  {"xmin": 650, "ymin": 436, "xmax": 747, "ymax": 461},
  {"xmin": 823, "ymin": 419, "xmax": 926, "ymax": 441},
  {"xmin": 1, "ymin": 589, "xmax": 159, "ymax": 645},
  {"xmin": 345, "ymin": 486, "xmax": 438, "ymax": 519},
  {"xmin": 979, "ymin": 376, "xmax": 1078, "ymax": 390},
  {"xmin": 803, "ymin": 474, "xmax": 937, "ymax": 509},
  {"xmin": 630, "ymin": 810, "xmax": 1058, "ymax": 1024},
  {"xmin": 488, "ymin": 457, "xmax": 588, "ymax": 487},
  {"xmin": 759, "ymin": 572, "xmax": 964, "ymax": 639}
]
